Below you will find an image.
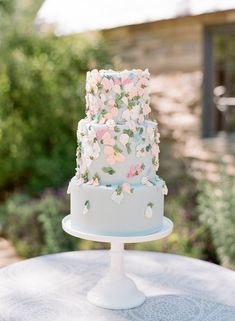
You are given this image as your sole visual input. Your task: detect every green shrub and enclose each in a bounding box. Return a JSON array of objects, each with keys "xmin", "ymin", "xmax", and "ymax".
[
  {"xmin": 0, "ymin": 189, "xmax": 78, "ymax": 257},
  {"xmin": 0, "ymin": 0, "xmax": 112, "ymax": 195},
  {"xmin": 197, "ymin": 171, "xmax": 235, "ymax": 269}
]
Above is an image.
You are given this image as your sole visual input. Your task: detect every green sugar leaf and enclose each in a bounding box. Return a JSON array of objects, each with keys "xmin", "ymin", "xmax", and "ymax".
[
  {"xmin": 114, "ymin": 145, "xmax": 122, "ymax": 154},
  {"xmin": 138, "ymin": 127, "xmax": 144, "ymax": 135},
  {"xmin": 102, "ymin": 167, "xmax": 116, "ymax": 175},
  {"xmin": 85, "ymin": 200, "xmax": 91, "ymax": 209},
  {"xmin": 126, "ymin": 143, "xmax": 131, "ymax": 154},
  {"xmin": 123, "ymin": 129, "xmax": 134, "ymax": 137},
  {"xmin": 141, "ymin": 163, "xmax": 145, "ymax": 170}
]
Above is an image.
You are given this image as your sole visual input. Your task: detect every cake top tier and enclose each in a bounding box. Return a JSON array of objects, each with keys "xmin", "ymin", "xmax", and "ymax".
[{"xmin": 85, "ymin": 69, "xmax": 151, "ymax": 124}]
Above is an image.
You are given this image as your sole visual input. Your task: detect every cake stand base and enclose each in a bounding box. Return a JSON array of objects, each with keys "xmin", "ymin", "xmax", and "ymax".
[
  {"xmin": 87, "ymin": 243, "xmax": 145, "ymax": 309},
  {"xmin": 62, "ymin": 215, "xmax": 173, "ymax": 310}
]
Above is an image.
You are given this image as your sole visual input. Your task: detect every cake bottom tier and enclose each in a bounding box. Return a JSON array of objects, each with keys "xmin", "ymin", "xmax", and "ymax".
[{"xmin": 69, "ymin": 176, "xmax": 165, "ymax": 236}]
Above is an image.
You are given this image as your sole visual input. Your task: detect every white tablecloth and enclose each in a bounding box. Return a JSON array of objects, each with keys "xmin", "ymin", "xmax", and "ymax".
[{"xmin": 0, "ymin": 251, "xmax": 235, "ymax": 321}]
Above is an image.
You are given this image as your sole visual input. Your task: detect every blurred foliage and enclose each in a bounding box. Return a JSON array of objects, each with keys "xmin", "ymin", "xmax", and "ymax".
[
  {"xmin": 0, "ymin": 0, "xmax": 111, "ymax": 195},
  {"xmin": 197, "ymin": 169, "xmax": 235, "ymax": 269},
  {"xmin": 0, "ymin": 189, "xmax": 79, "ymax": 257}
]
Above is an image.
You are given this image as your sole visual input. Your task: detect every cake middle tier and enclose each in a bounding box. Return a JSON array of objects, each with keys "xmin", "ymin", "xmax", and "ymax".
[{"xmin": 76, "ymin": 118, "xmax": 160, "ymax": 185}]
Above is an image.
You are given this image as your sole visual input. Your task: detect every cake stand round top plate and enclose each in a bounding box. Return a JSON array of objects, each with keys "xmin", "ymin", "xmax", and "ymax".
[{"xmin": 62, "ymin": 215, "xmax": 173, "ymax": 243}]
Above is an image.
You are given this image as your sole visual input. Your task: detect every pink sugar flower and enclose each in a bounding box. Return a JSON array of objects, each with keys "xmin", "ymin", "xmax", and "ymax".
[
  {"xmin": 127, "ymin": 165, "xmax": 136, "ymax": 178},
  {"xmin": 136, "ymin": 86, "xmax": 145, "ymax": 96},
  {"xmin": 128, "ymin": 88, "xmax": 137, "ymax": 99},
  {"xmin": 151, "ymin": 143, "xmax": 159, "ymax": 156},
  {"xmin": 136, "ymin": 80, "xmax": 145, "ymax": 96},
  {"xmin": 138, "ymin": 114, "xmax": 144, "ymax": 124},
  {"xmin": 104, "ymin": 146, "xmax": 115, "ymax": 165},
  {"xmin": 119, "ymin": 133, "xmax": 129, "ymax": 145},
  {"xmin": 122, "ymin": 183, "xmax": 131, "ymax": 194},
  {"xmin": 122, "ymin": 78, "xmax": 132, "ymax": 86},
  {"xmin": 100, "ymin": 93, "xmax": 106, "ymax": 102},
  {"xmin": 107, "ymin": 99, "xmax": 115, "ymax": 109},
  {"xmin": 111, "ymin": 107, "xmax": 118, "ymax": 117},
  {"xmin": 96, "ymin": 128, "xmax": 109, "ymax": 140},
  {"xmin": 102, "ymin": 132, "xmax": 115, "ymax": 145},
  {"xmin": 104, "ymin": 146, "xmax": 124, "ymax": 165},
  {"xmin": 104, "ymin": 113, "xmax": 112, "ymax": 120},
  {"xmin": 127, "ymin": 120, "xmax": 136, "ymax": 132},
  {"xmin": 113, "ymin": 84, "xmax": 121, "ymax": 94},
  {"xmin": 91, "ymin": 69, "xmax": 102, "ymax": 82},
  {"xmin": 92, "ymin": 101, "xmax": 101, "ymax": 113},
  {"xmin": 115, "ymin": 153, "xmax": 125, "ymax": 162},
  {"xmin": 102, "ymin": 78, "xmax": 113, "ymax": 91},
  {"xmin": 143, "ymin": 104, "xmax": 151, "ymax": 116},
  {"xmin": 114, "ymin": 79, "xmax": 121, "ymax": 85},
  {"xmin": 86, "ymin": 110, "xmax": 92, "ymax": 120},
  {"xmin": 127, "ymin": 164, "xmax": 143, "ymax": 178}
]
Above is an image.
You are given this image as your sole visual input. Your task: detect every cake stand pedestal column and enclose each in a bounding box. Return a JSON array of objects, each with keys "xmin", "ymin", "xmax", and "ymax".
[
  {"xmin": 87, "ymin": 241, "xmax": 145, "ymax": 309},
  {"xmin": 62, "ymin": 215, "xmax": 173, "ymax": 310}
]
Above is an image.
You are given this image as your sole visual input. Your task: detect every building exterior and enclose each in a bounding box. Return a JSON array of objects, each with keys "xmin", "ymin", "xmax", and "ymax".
[
  {"xmin": 103, "ymin": 14, "xmax": 235, "ymax": 179},
  {"xmin": 37, "ymin": 1, "xmax": 235, "ymax": 178}
]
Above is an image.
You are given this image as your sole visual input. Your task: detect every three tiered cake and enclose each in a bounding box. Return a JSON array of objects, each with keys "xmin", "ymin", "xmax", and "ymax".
[{"xmin": 68, "ymin": 69, "xmax": 167, "ymax": 236}]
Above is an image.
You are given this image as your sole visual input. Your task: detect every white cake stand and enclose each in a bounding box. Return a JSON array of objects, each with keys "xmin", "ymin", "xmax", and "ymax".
[{"xmin": 62, "ymin": 214, "xmax": 173, "ymax": 310}]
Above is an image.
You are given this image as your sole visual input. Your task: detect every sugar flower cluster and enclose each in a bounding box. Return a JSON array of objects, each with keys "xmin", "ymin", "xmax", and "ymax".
[{"xmin": 85, "ymin": 69, "xmax": 151, "ymax": 125}]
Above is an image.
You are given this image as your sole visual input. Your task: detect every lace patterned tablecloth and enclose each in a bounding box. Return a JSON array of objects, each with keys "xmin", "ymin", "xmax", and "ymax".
[{"xmin": 0, "ymin": 251, "xmax": 235, "ymax": 321}]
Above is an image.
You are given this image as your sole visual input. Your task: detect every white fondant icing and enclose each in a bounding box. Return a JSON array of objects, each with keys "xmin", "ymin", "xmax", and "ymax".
[{"xmin": 70, "ymin": 176, "xmax": 164, "ymax": 236}]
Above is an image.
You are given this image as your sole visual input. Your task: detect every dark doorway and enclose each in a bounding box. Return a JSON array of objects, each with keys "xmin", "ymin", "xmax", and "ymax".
[{"xmin": 203, "ymin": 24, "xmax": 235, "ymax": 137}]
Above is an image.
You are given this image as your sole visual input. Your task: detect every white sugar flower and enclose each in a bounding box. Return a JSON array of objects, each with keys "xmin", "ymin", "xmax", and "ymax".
[
  {"xmin": 87, "ymin": 128, "xmax": 96, "ymax": 142},
  {"xmin": 122, "ymin": 109, "xmax": 131, "ymax": 121},
  {"xmin": 136, "ymin": 143, "xmax": 145, "ymax": 157},
  {"xmin": 83, "ymin": 200, "xmax": 91, "ymax": 214},
  {"xmin": 67, "ymin": 181, "xmax": 72, "ymax": 194},
  {"xmin": 111, "ymin": 191, "xmax": 124, "ymax": 204},
  {"xmin": 85, "ymin": 156, "xmax": 93, "ymax": 168},
  {"xmin": 113, "ymin": 84, "xmax": 121, "ymax": 94},
  {"xmin": 106, "ymin": 119, "xmax": 115, "ymax": 130},
  {"xmin": 92, "ymin": 141, "xmax": 101, "ymax": 159},
  {"xmin": 119, "ymin": 133, "xmax": 129, "ymax": 145},
  {"xmin": 163, "ymin": 182, "xmax": 168, "ymax": 195},
  {"xmin": 131, "ymin": 105, "xmax": 140, "ymax": 120},
  {"xmin": 76, "ymin": 177, "xmax": 84, "ymax": 185},
  {"xmin": 122, "ymin": 96, "xmax": 128, "ymax": 105},
  {"xmin": 141, "ymin": 177, "xmax": 153, "ymax": 187},
  {"xmin": 144, "ymin": 203, "xmax": 154, "ymax": 219},
  {"xmin": 147, "ymin": 126, "xmax": 155, "ymax": 142}
]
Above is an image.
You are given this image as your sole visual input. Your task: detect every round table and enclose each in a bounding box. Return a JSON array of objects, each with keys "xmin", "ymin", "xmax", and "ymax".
[{"xmin": 0, "ymin": 251, "xmax": 235, "ymax": 321}]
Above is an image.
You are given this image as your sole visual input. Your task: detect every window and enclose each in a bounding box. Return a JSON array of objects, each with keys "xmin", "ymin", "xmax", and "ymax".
[{"xmin": 203, "ymin": 24, "xmax": 235, "ymax": 137}]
